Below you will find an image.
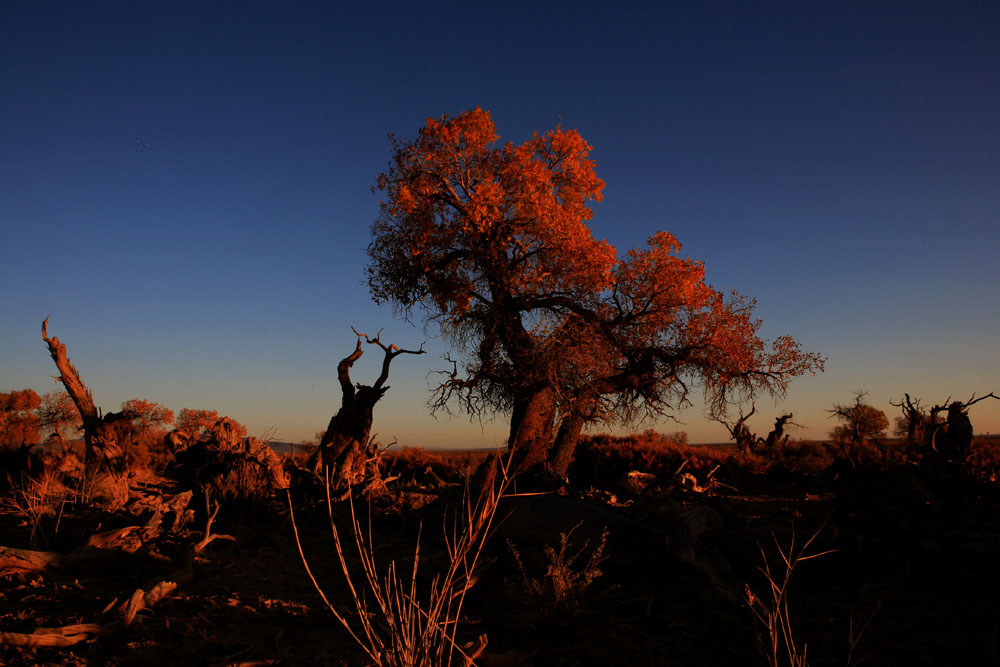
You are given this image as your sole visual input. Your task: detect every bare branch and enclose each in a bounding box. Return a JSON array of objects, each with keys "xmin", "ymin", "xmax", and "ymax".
[
  {"xmin": 337, "ymin": 333, "xmax": 366, "ymax": 400},
  {"xmin": 962, "ymin": 392, "xmax": 998, "ymax": 409}
]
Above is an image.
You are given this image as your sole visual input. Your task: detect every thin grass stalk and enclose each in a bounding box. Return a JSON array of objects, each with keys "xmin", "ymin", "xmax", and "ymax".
[
  {"xmin": 323, "ymin": 468, "xmax": 383, "ymax": 656},
  {"xmin": 452, "ymin": 458, "xmax": 510, "ymax": 643},
  {"xmin": 293, "ymin": 452, "xmax": 511, "ymax": 666},
  {"xmin": 846, "ymin": 599, "xmax": 880, "ymax": 666},
  {"xmin": 748, "ymin": 520, "xmax": 837, "ymax": 667},
  {"xmin": 286, "ymin": 489, "xmax": 379, "ymax": 664}
]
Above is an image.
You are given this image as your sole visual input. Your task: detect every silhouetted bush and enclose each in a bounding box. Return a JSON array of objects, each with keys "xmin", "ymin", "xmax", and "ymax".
[{"xmin": 167, "ymin": 417, "xmax": 288, "ymax": 511}]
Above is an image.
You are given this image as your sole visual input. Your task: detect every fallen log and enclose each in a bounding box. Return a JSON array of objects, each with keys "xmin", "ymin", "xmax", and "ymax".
[
  {"xmin": 0, "ymin": 545, "xmax": 64, "ymax": 573},
  {"xmin": 0, "ymin": 523, "xmax": 165, "ymax": 576},
  {"xmin": 0, "ymin": 623, "xmax": 107, "ymax": 647},
  {"xmin": 1, "ymin": 539, "xmax": 201, "ymax": 646},
  {"xmin": 120, "ymin": 580, "xmax": 180, "ymax": 626}
]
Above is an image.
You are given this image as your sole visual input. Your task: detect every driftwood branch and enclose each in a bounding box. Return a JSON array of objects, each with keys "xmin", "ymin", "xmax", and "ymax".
[
  {"xmin": 0, "ymin": 623, "xmax": 108, "ymax": 647},
  {"xmin": 193, "ymin": 493, "xmax": 235, "ymax": 553},
  {"xmin": 41, "ymin": 318, "xmax": 99, "ymax": 436}
]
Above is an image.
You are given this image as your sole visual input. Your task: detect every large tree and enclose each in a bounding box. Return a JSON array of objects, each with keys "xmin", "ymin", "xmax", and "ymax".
[{"xmin": 368, "ymin": 108, "xmax": 823, "ymax": 477}]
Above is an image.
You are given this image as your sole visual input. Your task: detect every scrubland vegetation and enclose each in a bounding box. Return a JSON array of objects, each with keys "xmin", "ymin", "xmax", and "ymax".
[
  {"xmin": 2, "ymin": 389, "xmax": 999, "ymax": 666},
  {"xmin": 2, "ymin": 110, "xmax": 997, "ymax": 665}
]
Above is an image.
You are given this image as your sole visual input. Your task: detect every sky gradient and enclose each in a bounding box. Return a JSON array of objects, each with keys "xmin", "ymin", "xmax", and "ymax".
[{"xmin": 2, "ymin": 1, "xmax": 998, "ymax": 447}]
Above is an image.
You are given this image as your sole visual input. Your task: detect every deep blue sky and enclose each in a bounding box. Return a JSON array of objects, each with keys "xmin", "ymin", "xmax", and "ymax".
[{"xmin": 2, "ymin": 1, "xmax": 998, "ymax": 446}]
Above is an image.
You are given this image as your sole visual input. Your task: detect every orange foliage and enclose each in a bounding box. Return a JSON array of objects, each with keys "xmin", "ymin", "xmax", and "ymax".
[
  {"xmin": 176, "ymin": 408, "xmax": 220, "ymax": 439},
  {"xmin": 371, "ymin": 107, "xmax": 614, "ymax": 322},
  {"xmin": 0, "ymin": 389, "xmax": 41, "ymax": 450},
  {"xmin": 120, "ymin": 398, "xmax": 175, "ymax": 471},
  {"xmin": 37, "ymin": 390, "xmax": 81, "ymax": 449},
  {"xmin": 368, "ymin": 108, "xmax": 823, "ymax": 473},
  {"xmin": 967, "ymin": 436, "xmax": 1000, "ymax": 482},
  {"xmin": 829, "ymin": 395, "xmax": 889, "ymax": 443}
]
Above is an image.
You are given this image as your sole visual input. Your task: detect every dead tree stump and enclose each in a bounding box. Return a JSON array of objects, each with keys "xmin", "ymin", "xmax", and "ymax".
[{"xmin": 311, "ymin": 329, "xmax": 424, "ymax": 486}]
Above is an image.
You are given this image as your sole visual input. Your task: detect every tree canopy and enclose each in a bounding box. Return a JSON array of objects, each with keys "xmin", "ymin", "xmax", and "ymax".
[
  {"xmin": 38, "ymin": 390, "xmax": 81, "ymax": 450},
  {"xmin": 828, "ymin": 392, "xmax": 889, "ymax": 443},
  {"xmin": 176, "ymin": 409, "xmax": 221, "ymax": 439},
  {"xmin": 368, "ymin": 108, "xmax": 824, "ymax": 476}
]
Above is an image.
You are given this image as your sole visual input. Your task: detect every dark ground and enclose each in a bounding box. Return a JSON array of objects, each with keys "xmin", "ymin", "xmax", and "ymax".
[{"xmin": 1, "ymin": 455, "xmax": 998, "ymax": 666}]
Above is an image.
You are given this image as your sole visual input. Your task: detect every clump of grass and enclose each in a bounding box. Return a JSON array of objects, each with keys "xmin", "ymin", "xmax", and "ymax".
[
  {"xmin": 507, "ymin": 521, "xmax": 608, "ymax": 612},
  {"xmin": 291, "ymin": 454, "xmax": 512, "ymax": 667},
  {"xmin": 12, "ymin": 465, "xmax": 69, "ymax": 548}
]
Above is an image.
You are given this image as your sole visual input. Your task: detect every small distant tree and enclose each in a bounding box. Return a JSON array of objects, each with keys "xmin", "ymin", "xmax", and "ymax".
[
  {"xmin": 0, "ymin": 389, "xmax": 41, "ymax": 450},
  {"xmin": 176, "ymin": 408, "xmax": 220, "ymax": 439},
  {"xmin": 38, "ymin": 390, "xmax": 82, "ymax": 452},
  {"xmin": 120, "ymin": 398, "xmax": 175, "ymax": 470},
  {"xmin": 828, "ymin": 391, "xmax": 888, "ymax": 445},
  {"xmin": 889, "ymin": 393, "xmax": 932, "ymax": 446}
]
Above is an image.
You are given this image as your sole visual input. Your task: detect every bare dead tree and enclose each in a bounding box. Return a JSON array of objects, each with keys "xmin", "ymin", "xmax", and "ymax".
[
  {"xmin": 926, "ymin": 392, "xmax": 998, "ymax": 462},
  {"xmin": 41, "ymin": 319, "xmax": 132, "ymax": 503},
  {"xmin": 889, "ymin": 393, "xmax": 927, "ymax": 445},
  {"xmin": 311, "ymin": 328, "xmax": 424, "ymax": 485},
  {"xmin": 758, "ymin": 413, "xmax": 796, "ymax": 452},
  {"xmin": 711, "ymin": 403, "xmax": 758, "ymax": 454}
]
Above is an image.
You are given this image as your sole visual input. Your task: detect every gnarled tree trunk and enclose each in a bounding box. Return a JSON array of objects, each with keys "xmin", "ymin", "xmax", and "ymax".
[
  {"xmin": 508, "ymin": 387, "xmax": 556, "ymax": 473},
  {"xmin": 927, "ymin": 392, "xmax": 998, "ymax": 462},
  {"xmin": 313, "ymin": 329, "xmax": 424, "ymax": 485},
  {"xmin": 545, "ymin": 409, "xmax": 586, "ymax": 480},
  {"xmin": 41, "ymin": 319, "xmax": 129, "ymax": 505},
  {"xmin": 759, "ymin": 413, "xmax": 793, "ymax": 452}
]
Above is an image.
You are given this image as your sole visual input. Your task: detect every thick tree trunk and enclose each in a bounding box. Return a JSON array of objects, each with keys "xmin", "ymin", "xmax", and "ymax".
[
  {"xmin": 314, "ymin": 337, "xmax": 382, "ymax": 483},
  {"xmin": 508, "ymin": 387, "xmax": 556, "ymax": 472},
  {"xmin": 546, "ymin": 410, "xmax": 586, "ymax": 479},
  {"xmin": 318, "ymin": 387, "xmax": 383, "ymax": 484},
  {"xmin": 52, "ymin": 430, "xmax": 67, "ymax": 455},
  {"xmin": 946, "ymin": 403, "xmax": 973, "ymax": 461}
]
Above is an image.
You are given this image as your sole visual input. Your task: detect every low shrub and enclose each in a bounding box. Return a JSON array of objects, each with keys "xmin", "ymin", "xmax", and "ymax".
[
  {"xmin": 569, "ymin": 430, "xmax": 724, "ymax": 488},
  {"xmin": 967, "ymin": 435, "xmax": 1000, "ymax": 481},
  {"xmin": 507, "ymin": 521, "xmax": 608, "ymax": 613},
  {"xmin": 383, "ymin": 447, "xmax": 493, "ymax": 485}
]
